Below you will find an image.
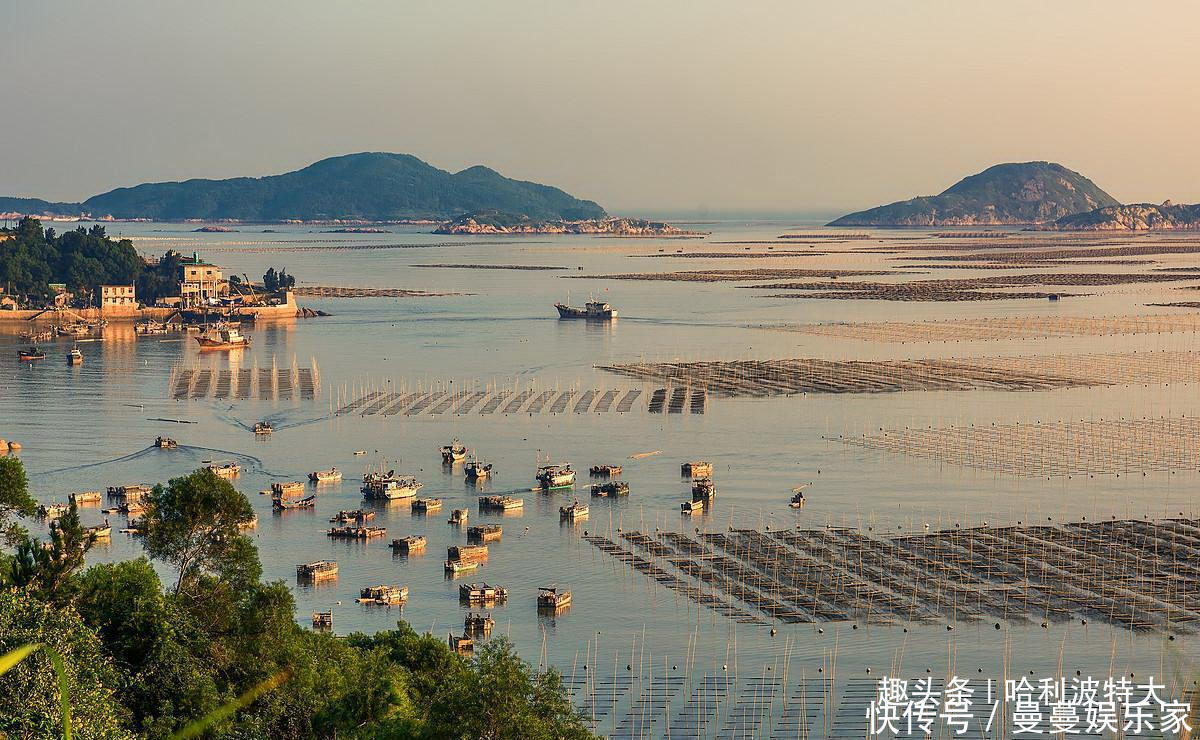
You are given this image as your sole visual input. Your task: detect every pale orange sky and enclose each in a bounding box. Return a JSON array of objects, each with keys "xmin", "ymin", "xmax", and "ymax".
[{"xmin": 3, "ymin": 0, "xmax": 1198, "ymax": 214}]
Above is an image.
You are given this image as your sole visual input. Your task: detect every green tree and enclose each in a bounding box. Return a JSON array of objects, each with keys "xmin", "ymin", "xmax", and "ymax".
[
  {"xmin": 0, "ymin": 456, "xmax": 36, "ymax": 545},
  {"xmin": 263, "ymin": 267, "xmax": 278, "ymax": 292},
  {"xmin": 0, "ymin": 588, "xmax": 130, "ymax": 739},
  {"xmin": 143, "ymin": 469, "xmax": 258, "ymax": 595},
  {"xmin": 11, "ymin": 503, "xmax": 94, "ymax": 603}
]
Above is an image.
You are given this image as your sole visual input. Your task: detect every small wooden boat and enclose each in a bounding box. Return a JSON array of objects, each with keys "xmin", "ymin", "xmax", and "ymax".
[
  {"xmin": 67, "ymin": 347, "xmax": 83, "ymax": 365},
  {"xmin": 448, "ymin": 545, "xmax": 489, "ymax": 564},
  {"xmin": 359, "ymin": 585, "xmax": 408, "ymax": 605},
  {"xmin": 789, "ymin": 485, "xmax": 808, "ymax": 509},
  {"xmin": 330, "ymin": 509, "xmax": 374, "ymax": 523},
  {"xmin": 459, "ymin": 583, "xmax": 509, "ymax": 604},
  {"xmin": 37, "ymin": 503, "xmax": 69, "ymax": 519},
  {"xmin": 253, "ymin": 421, "xmax": 273, "ymax": 435},
  {"xmin": 69, "ymin": 491, "xmax": 101, "ymax": 505},
  {"xmin": 328, "ymin": 525, "xmax": 386, "ymax": 539},
  {"xmin": 536, "ymin": 463, "xmax": 575, "ymax": 490},
  {"xmin": 390, "ymin": 535, "xmax": 427, "ymax": 554},
  {"xmin": 206, "ymin": 462, "xmax": 241, "ymax": 479},
  {"xmin": 464, "ymin": 612, "xmax": 495, "ymax": 635},
  {"xmin": 691, "ymin": 478, "xmax": 716, "ymax": 499},
  {"xmin": 352, "ymin": 450, "xmax": 366, "ymax": 456},
  {"xmin": 591, "ymin": 481, "xmax": 630, "ymax": 497},
  {"xmin": 681, "ymin": 461, "xmax": 713, "ymax": 477},
  {"xmin": 441, "ymin": 439, "xmax": 467, "ymax": 463},
  {"xmin": 537, "ymin": 586, "xmax": 572, "ymax": 610},
  {"xmin": 448, "ymin": 633, "xmax": 474, "ymax": 655},
  {"xmin": 195, "ymin": 323, "xmax": 250, "ymax": 351},
  {"xmin": 154, "ymin": 436, "xmax": 178, "ymax": 449},
  {"xmin": 85, "ymin": 524, "xmax": 112, "ymax": 540},
  {"xmin": 559, "ymin": 500, "xmax": 589, "ymax": 520},
  {"xmin": 297, "ymin": 560, "xmax": 338, "ymax": 581},
  {"xmin": 467, "ymin": 524, "xmax": 502, "ymax": 543},
  {"xmin": 445, "ymin": 559, "xmax": 480, "ymax": 575},
  {"xmin": 411, "ymin": 497, "xmax": 442, "ymax": 513},
  {"xmin": 271, "ymin": 481, "xmax": 305, "ymax": 497},
  {"xmin": 312, "ymin": 611, "xmax": 333, "ymax": 630},
  {"xmin": 273, "ymin": 492, "xmax": 316, "ymax": 511},
  {"xmin": 589, "ymin": 464, "xmax": 622, "ymax": 477},
  {"xmin": 308, "ymin": 468, "xmax": 342, "ymax": 483},
  {"xmin": 681, "ymin": 498, "xmax": 705, "ymax": 514},
  {"xmin": 478, "ymin": 495, "xmax": 523, "ymax": 511},
  {"xmin": 18, "ymin": 347, "xmax": 46, "ymax": 361},
  {"xmin": 465, "ymin": 458, "xmax": 493, "ymax": 480},
  {"xmin": 448, "ymin": 508, "xmax": 469, "ymax": 525}
]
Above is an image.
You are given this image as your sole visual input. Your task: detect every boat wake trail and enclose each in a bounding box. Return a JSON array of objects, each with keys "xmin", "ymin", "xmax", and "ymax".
[{"xmin": 34, "ymin": 446, "xmax": 161, "ymax": 476}]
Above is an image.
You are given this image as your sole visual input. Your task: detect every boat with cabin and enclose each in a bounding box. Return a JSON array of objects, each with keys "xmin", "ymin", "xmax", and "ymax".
[
  {"xmin": 464, "ymin": 612, "xmax": 495, "ymax": 635},
  {"xmin": 536, "ymin": 462, "xmax": 576, "ymax": 490},
  {"xmin": 691, "ymin": 478, "xmax": 716, "ymax": 499},
  {"xmin": 559, "ymin": 500, "xmax": 589, "ymax": 520},
  {"xmin": 459, "ymin": 583, "xmax": 509, "ymax": 604},
  {"xmin": 330, "ymin": 509, "xmax": 374, "ymax": 524},
  {"xmin": 67, "ymin": 347, "xmax": 83, "ymax": 365},
  {"xmin": 195, "ymin": 323, "xmax": 250, "ymax": 350},
  {"xmin": 411, "ymin": 497, "xmax": 442, "ymax": 513},
  {"xmin": 448, "ymin": 508, "xmax": 469, "ymax": 525},
  {"xmin": 273, "ymin": 492, "xmax": 315, "ymax": 510},
  {"xmin": 297, "ymin": 560, "xmax": 338, "ymax": 581},
  {"xmin": 38, "ymin": 502, "xmax": 69, "ymax": 519},
  {"xmin": 445, "ymin": 559, "xmax": 480, "ymax": 575},
  {"xmin": 591, "ymin": 481, "xmax": 630, "ymax": 497},
  {"xmin": 206, "ymin": 461, "xmax": 241, "ymax": 479},
  {"xmin": 681, "ymin": 461, "xmax": 713, "ymax": 477},
  {"xmin": 441, "ymin": 439, "xmax": 467, "ymax": 463},
  {"xmin": 308, "ymin": 468, "xmax": 342, "ymax": 483},
  {"xmin": 465, "ymin": 457, "xmax": 493, "ymax": 480},
  {"xmin": 390, "ymin": 535, "xmax": 427, "ymax": 554},
  {"xmin": 253, "ymin": 421, "xmax": 273, "ymax": 435},
  {"xmin": 589, "ymin": 464, "xmax": 622, "ymax": 477},
  {"xmin": 18, "ymin": 347, "xmax": 46, "ymax": 361},
  {"xmin": 537, "ymin": 586, "xmax": 572, "ymax": 610},
  {"xmin": 478, "ymin": 495, "xmax": 523, "ymax": 512},
  {"xmin": 359, "ymin": 585, "xmax": 408, "ymax": 605},
  {"xmin": 85, "ymin": 523, "xmax": 112, "ymax": 540},
  {"xmin": 328, "ymin": 524, "xmax": 386, "ymax": 539},
  {"xmin": 69, "ymin": 491, "xmax": 101, "ymax": 506},
  {"xmin": 681, "ymin": 498, "xmax": 705, "ymax": 514},
  {"xmin": 467, "ymin": 524, "xmax": 502, "ymax": 544},
  {"xmin": 154, "ymin": 436, "xmax": 178, "ymax": 449},
  {"xmin": 361, "ymin": 463, "xmax": 422, "ymax": 500},
  {"xmin": 555, "ymin": 298, "xmax": 616, "ymax": 320}
]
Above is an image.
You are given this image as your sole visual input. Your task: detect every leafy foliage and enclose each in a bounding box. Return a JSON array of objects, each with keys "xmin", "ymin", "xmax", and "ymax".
[{"xmin": 0, "ymin": 456, "xmax": 36, "ymax": 545}]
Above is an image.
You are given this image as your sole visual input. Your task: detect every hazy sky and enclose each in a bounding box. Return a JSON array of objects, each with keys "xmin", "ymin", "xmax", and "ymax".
[{"xmin": 4, "ymin": 0, "xmax": 1199, "ymax": 215}]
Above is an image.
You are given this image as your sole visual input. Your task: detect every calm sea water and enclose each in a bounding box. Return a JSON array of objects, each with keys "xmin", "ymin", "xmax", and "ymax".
[{"xmin": 4, "ymin": 221, "xmax": 1199, "ymax": 735}]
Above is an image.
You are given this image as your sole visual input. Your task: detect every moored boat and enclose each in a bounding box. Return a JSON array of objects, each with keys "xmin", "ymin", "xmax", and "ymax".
[
  {"xmin": 390, "ymin": 535, "xmax": 427, "ymax": 554},
  {"xmin": 69, "ymin": 491, "xmax": 101, "ymax": 506},
  {"xmin": 467, "ymin": 524, "xmax": 502, "ymax": 543},
  {"xmin": 207, "ymin": 461, "xmax": 241, "ymax": 478},
  {"xmin": 459, "ymin": 582, "xmax": 509, "ymax": 604},
  {"xmin": 464, "ymin": 612, "xmax": 495, "ymax": 635},
  {"xmin": 297, "ymin": 560, "xmax": 338, "ymax": 581},
  {"xmin": 478, "ymin": 495, "xmax": 523, "ymax": 511},
  {"xmin": 359, "ymin": 585, "xmax": 408, "ymax": 605},
  {"xmin": 465, "ymin": 457, "xmax": 493, "ymax": 480},
  {"xmin": 681, "ymin": 498, "xmax": 705, "ymax": 514},
  {"xmin": 535, "ymin": 463, "xmax": 576, "ymax": 490},
  {"xmin": 448, "ymin": 508, "xmax": 469, "ymax": 525},
  {"xmin": 18, "ymin": 347, "xmax": 46, "ymax": 361},
  {"xmin": 328, "ymin": 524, "xmax": 386, "ymax": 539},
  {"xmin": 681, "ymin": 461, "xmax": 713, "ymax": 477},
  {"xmin": 195, "ymin": 323, "xmax": 250, "ymax": 351},
  {"xmin": 445, "ymin": 559, "xmax": 479, "ymax": 575},
  {"xmin": 330, "ymin": 509, "xmax": 374, "ymax": 523},
  {"xmin": 591, "ymin": 481, "xmax": 630, "ymax": 497},
  {"xmin": 589, "ymin": 464, "xmax": 622, "ymax": 477},
  {"xmin": 411, "ymin": 497, "xmax": 442, "ymax": 513},
  {"xmin": 559, "ymin": 499, "xmax": 589, "ymax": 520},
  {"xmin": 537, "ymin": 586, "xmax": 572, "ymax": 610},
  {"xmin": 274, "ymin": 493, "xmax": 316, "ymax": 511},
  {"xmin": 691, "ymin": 477, "xmax": 716, "ymax": 499},
  {"xmin": 440, "ymin": 439, "xmax": 467, "ymax": 463},
  {"xmin": 67, "ymin": 347, "xmax": 83, "ymax": 365},
  {"xmin": 37, "ymin": 502, "xmax": 69, "ymax": 519},
  {"xmin": 308, "ymin": 468, "xmax": 342, "ymax": 483}
]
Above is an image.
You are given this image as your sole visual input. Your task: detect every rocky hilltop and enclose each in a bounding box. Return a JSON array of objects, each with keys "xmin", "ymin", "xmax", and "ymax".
[
  {"xmin": 1050, "ymin": 202, "xmax": 1200, "ymax": 230},
  {"xmin": 0, "ymin": 153, "xmax": 606, "ymax": 223},
  {"xmin": 830, "ymin": 162, "xmax": 1118, "ymax": 227},
  {"xmin": 434, "ymin": 210, "xmax": 697, "ymax": 236}
]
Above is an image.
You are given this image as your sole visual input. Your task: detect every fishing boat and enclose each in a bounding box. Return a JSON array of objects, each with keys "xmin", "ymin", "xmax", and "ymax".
[
  {"xmin": 154, "ymin": 436, "xmax": 178, "ymax": 449},
  {"xmin": 206, "ymin": 462, "xmax": 241, "ymax": 479},
  {"xmin": 467, "ymin": 524, "xmax": 502, "ymax": 544},
  {"xmin": 69, "ymin": 491, "xmax": 101, "ymax": 506},
  {"xmin": 445, "ymin": 559, "xmax": 479, "ymax": 575},
  {"xmin": 681, "ymin": 498, "xmax": 705, "ymax": 514},
  {"xmin": 459, "ymin": 583, "xmax": 509, "ymax": 604},
  {"xmin": 37, "ymin": 503, "xmax": 69, "ymax": 519},
  {"xmin": 537, "ymin": 586, "xmax": 572, "ymax": 610},
  {"xmin": 253, "ymin": 421, "xmax": 273, "ymax": 435},
  {"xmin": 67, "ymin": 347, "xmax": 83, "ymax": 365},
  {"xmin": 312, "ymin": 611, "xmax": 333, "ymax": 630},
  {"xmin": 308, "ymin": 468, "xmax": 342, "ymax": 483},
  {"xmin": 85, "ymin": 523, "xmax": 112, "ymax": 540},
  {"xmin": 18, "ymin": 347, "xmax": 46, "ymax": 361},
  {"xmin": 464, "ymin": 612, "xmax": 495, "ymax": 635},
  {"xmin": 448, "ymin": 633, "xmax": 474, "ymax": 655},
  {"xmin": 448, "ymin": 545, "xmax": 489, "ymax": 564},
  {"xmin": 20, "ymin": 329, "xmax": 54, "ymax": 343},
  {"xmin": 559, "ymin": 499, "xmax": 589, "ymax": 520},
  {"xmin": 535, "ymin": 463, "xmax": 576, "ymax": 490},
  {"xmin": 411, "ymin": 497, "xmax": 442, "ymax": 513},
  {"xmin": 271, "ymin": 481, "xmax": 305, "ymax": 497},
  {"xmin": 390, "ymin": 535, "xmax": 427, "ymax": 554},
  {"xmin": 440, "ymin": 439, "xmax": 467, "ymax": 463},
  {"xmin": 555, "ymin": 299, "xmax": 616, "ymax": 320},
  {"xmin": 448, "ymin": 508, "xmax": 469, "ymax": 525},
  {"xmin": 362, "ymin": 475, "xmax": 422, "ymax": 501},
  {"xmin": 590, "ymin": 481, "xmax": 630, "ymax": 497},
  {"xmin": 330, "ymin": 509, "xmax": 374, "ymax": 523},
  {"xmin": 691, "ymin": 478, "xmax": 716, "ymax": 499},
  {"xmin": 478, "ymin": 495, "xmax": 523, "ymax": 512},
  {"xmin": 135, "ymin": 320, "xmax": 169, "ymax": 335},
  {"xmin": 328, "ymin": 524, "xmax": 386, "ymax": 539},
  {"xmin": 589, "ymin": 464, "xmax": 622, "ymax": 477},
  {"xmin": 297, "ymin": 560, "xmax": 338, "ymax": 581},
  {"xmin": 681, "ymin": 461, "xmax": 713, "ymax": 477},
  {"xmin": 274, "ymin": 493, "xmax": 316, "ymax": 511},
  {"xmin": 789, "ymin": 484, "xmax": 809, "ymax": 509},
  {"xmin": 359, "ymin": 585, "xmax": 408, "ymax": 605},
  {"xmin": 464, "ymin": 457, "xmax": 493, "ymax": 480},
  {"xmin": 195, "ymin": 323, "xmax": 250, "ymax": 350}
]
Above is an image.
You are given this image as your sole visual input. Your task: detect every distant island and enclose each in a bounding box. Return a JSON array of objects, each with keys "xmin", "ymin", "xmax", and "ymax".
[
  {"xmin": 829, "ymin": 162, "xmax": 1118, "ymax": 226},
  {"xmin": 0, "ymin": 152, "xmax": 606, "ymax": 223},
  {"xmin": 1048, "ymin": 202, "xmax": 1200, "ymax": 230},
  {"xmin": 434, "ymin": 209, "xmax": 702, "ymax": 236}
]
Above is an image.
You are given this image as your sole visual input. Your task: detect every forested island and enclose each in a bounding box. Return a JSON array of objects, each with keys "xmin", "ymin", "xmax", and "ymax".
[{"xmin": 0, "ymin": 457, "xmax": 593, "ymax": 738}]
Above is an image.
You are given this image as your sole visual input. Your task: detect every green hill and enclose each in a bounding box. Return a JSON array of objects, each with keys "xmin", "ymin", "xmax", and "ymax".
[
  {"xmin": 1, "ymin": 153, "xmax": 607, "ymax": 222},
  {"xmin": 829, "ymin": 162, "xmax": 1118, "ymax": 226}
]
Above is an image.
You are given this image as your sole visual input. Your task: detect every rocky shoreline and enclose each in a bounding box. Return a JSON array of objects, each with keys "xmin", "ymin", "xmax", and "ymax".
[{"xmin": 434, "ymin": 215, "xmax": 703, "ymax": 237}]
